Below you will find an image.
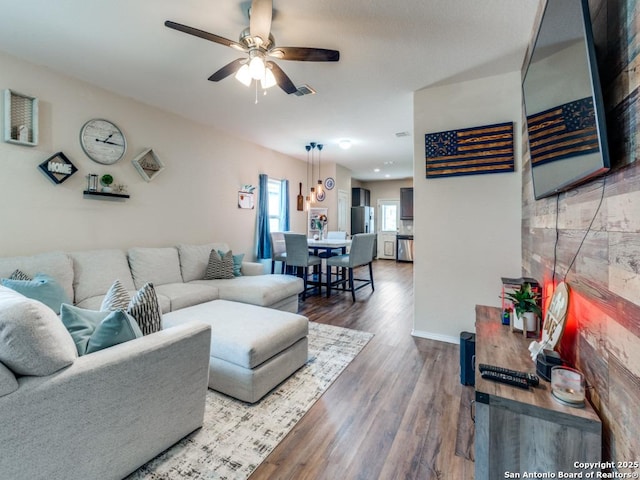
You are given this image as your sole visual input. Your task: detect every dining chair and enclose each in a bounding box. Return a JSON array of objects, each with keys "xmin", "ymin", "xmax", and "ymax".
[
  {"xmin": 327, "ymin": 231, "xmax": 347, "ymax": 240},
  {"xmin": 269, "ymin": 232, "xmax": 287, "ymax": 274},
  {"xmin": 284, "ymin": 233, "xmax": 322, "ymax": 300},
  {"xmin": 325, "ymin": 233, "xmax": 376, "ymax": 301},
  {"xmin": 317, "ymin": 230, "xmax": 348, "ymax": 259}
]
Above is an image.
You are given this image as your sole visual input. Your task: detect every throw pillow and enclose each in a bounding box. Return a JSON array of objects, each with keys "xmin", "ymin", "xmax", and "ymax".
[
  {"xmin": 127, "ymin": 282, "xmax": 162, "ymax": 336},
  {"xmin": 60, "ymin": 303, "xmax": 143, "ymax": 356},
  {"xmin": 204, "ymin": 249, "xmax": 234, "ymax": 279},
  {"xmin": 100, "ymin": 278, "xmax": 131, "ymax": 311},
  {"xmin": 0, "ymin": 285, "xmax": 77, "ymax": 376},
  {"xmin": 8, "ymin": 269, "xmax": 32, "ymax": 281},
  {"xmin": 218, "ymin": 250, "xmax": 244, "ymax": 277},
  {"xmin": 100, "ymin": 280, "xmax": 163, "ymax": 336},
  {"xmin": 1, "ymin": 273, "xmax": 71, "ymax": 315}
]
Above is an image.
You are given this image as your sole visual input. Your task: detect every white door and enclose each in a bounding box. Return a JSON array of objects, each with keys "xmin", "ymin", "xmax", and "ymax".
[
  {"xmin": 377, "ymin": 199, "xmax": 399, "ymax": 259},
  {"xmin": 337, "ymin": 189, "xmax": 349, "ymax": 233}
]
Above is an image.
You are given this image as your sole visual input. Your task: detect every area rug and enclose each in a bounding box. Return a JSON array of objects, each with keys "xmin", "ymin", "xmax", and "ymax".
[{"xmin": 127, "ymin": 322, "xmax": 374, "ymax": 480}]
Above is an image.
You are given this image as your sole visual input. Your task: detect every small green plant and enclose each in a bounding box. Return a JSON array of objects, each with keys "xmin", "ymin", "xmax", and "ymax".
[
  {"xmin": 100, "ymin": 174, "xmax": 114, "ymax": 186},
  {"xmin": 504, "ymin": 283, "xmax": 541, "ymax": 318}
]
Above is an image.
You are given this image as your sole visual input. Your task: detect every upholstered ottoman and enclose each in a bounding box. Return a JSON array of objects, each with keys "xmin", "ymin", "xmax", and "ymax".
[{"xmin": 163, "ymin": 299, "xmax": 308, "ymax": 403}]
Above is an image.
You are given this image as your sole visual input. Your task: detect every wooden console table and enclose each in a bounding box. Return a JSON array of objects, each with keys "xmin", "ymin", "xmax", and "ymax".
[{"xmin": 474, "ymin": 305, "xmax": 601, "ymax": 479}]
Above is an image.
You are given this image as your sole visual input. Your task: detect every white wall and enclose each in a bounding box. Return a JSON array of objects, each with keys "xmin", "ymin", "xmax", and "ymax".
[
  {"xmin": 0, "ymin": 51, "xmax": 307, "ymax": 258},
  {"xmin": 412, "ymin": 71, "xmax": 523, "ymax": 342}
]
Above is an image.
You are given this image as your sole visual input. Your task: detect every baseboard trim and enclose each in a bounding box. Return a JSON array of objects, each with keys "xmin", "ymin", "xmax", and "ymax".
[{"xmin": 411, "ymin": 329, "xmax": 460, "ymax": 345}]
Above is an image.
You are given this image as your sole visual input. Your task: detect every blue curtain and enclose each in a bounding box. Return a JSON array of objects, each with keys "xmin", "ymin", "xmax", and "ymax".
[
  {"xmin": 256, "ymin": 174, "xmax": 271, "ymax": 260},
  {"xmin": 279, "ymin": 179, "xmax": 290, "ymax": 232}
]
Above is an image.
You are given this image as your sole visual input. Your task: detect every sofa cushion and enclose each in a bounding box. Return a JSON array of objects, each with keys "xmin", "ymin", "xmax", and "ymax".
[
  {"xmin": 70, "ymin": 249, "xmax": 136, "ymax": 304},
  {"xmin": 0, "ymin": 286, "xmax": 77, "ymax": 376},
  {"xmin": 154, "ymin": 283, "xmax": 219, "ymax": 311},
  {"xmin": 0, "ymin": 361, "xmax": 18, "ymax": 397},
  {"xmin": 128, "ymin": 247, "xmax": 183, "ymax": 290},
  {"xmin": 191, "ymin": 274, "xmax": 303, "ymax": 307},
  {"xmin": 204, "ymin": 250, "xmax": 234, "ymax": 280},
  {"xmin": 0, "ymin": 252, "xmax": 74, "ymax": 303},
  {"xmin": 177, "ymin": 243, "xmax": 231, "ymax": 282},
  {"xmin": 1, "ymin": 273, "xmax": 71, "ymax": 315},
  {"xmin": 60, "ymin": 303, "xmax": 143, "ymax": 355}
]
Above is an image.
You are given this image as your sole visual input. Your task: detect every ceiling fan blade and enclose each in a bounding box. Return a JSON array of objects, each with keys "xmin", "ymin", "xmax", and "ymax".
[
  {"xmin": 165, "ymin": 20, "xmax": 247, "ymax": 51},
  {"xmin": 208, "ymin": 58, "xmax": 246, "ymax": 82},
  {"xmin": 249, "ymin": 0, "xmax": 273, "ymax": 45},
  {"xmin": 267, "ymin": 61, "xmax": 297, "ymax": 94},
  {"xmin": 270, "ymin": 46, "xmax": 340, "ymax": 62}
]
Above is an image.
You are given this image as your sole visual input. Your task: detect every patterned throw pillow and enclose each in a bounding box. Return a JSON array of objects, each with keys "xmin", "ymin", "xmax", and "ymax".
[
  {"xmin": 225, "ymin": 251, "xmax": 245, "ymax": 277},
  {"xmin": 100, "ymin": 279, "xmax": 131, "ymax": 311},
  {"xmin": 101, "ymin": 280, "xmax": 162, "ymax": 336},
  {"xmin": 204, "ymin": 249, "xmax": 234, "ymax": 280},
  {"xmin": 126, "ymin": 282, "xmax": 162, "ymax": 336},
  {"xmin": 9, "ymin": 269, "xmax": 32, "ymax": 281}
]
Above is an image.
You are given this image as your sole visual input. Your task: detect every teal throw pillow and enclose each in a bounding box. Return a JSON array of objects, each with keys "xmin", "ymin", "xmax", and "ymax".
[
  {"xmin": 60, "ymin": 303, "xmax": 143, "ymax": 356},
  {"xmin": 218, "ymin": 250, "xmax": 244, "ymax": 277},
  {"xmin": 1, "ymin": 273, "xmax": 70, "ymax": 314}
]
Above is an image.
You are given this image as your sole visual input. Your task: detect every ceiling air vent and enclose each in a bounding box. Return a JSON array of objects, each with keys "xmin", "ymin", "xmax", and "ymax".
[
  {"xmin": 395, "ymin": 131, "xmax": 411, "ymax": 138},
  {"xmin": 294, "ymin": 84, "xmax": 317, "ymax": 96}
]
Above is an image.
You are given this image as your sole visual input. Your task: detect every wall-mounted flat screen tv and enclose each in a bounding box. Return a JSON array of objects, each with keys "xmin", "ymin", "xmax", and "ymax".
[{"xmin": 523, "ymin": 0, "xmax": 610, "ymax": 200}]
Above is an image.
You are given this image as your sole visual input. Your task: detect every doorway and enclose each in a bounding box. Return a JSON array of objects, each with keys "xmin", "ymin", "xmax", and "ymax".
[{"xmin": 377, "ymin": 199, "xmax": 399, "ymax": 259}]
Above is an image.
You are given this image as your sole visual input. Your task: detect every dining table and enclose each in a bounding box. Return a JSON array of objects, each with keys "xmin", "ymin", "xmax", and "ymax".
[{"xmin": 306, "ymin": 237, "xmax": 351, "ymax": 257}]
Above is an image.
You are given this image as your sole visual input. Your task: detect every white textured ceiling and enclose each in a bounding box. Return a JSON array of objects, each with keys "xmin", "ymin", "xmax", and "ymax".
[{"xmin": 0, "ymin": 0, "xmax": 541, "ymax": 180}]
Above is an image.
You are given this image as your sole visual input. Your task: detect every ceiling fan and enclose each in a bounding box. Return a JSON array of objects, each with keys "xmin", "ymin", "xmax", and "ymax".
[{"xmin": 165, "ymin": 0, "xmax": 340, "ymax": 95}]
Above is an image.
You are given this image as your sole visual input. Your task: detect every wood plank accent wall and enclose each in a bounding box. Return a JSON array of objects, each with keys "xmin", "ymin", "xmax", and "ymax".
[{"xmin": 522, "ymin": 0, "xmax": 640, "ymax": 466}]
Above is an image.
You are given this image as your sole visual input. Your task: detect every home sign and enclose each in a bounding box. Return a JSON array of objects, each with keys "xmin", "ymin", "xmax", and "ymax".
[{"xmin": 38, "ymin": 152, "xmax": 78, "ymax": 184}]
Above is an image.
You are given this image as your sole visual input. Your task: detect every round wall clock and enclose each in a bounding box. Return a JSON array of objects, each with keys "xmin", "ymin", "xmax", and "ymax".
[
  {"xmin": 324, "ymin": 177, "xmax": 335, "ymax": 190},
  {"xmin": 80, "ymin": 119, "xmax": 127, "ymax": 165}
]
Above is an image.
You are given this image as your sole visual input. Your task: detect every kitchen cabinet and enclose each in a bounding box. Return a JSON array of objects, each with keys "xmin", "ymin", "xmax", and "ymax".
[
  {"xmin": 400, "ymin": 187, "xmax": 413, "ymax": 219},
  {"xmin": 352, "ymin": 188, "xmax": 370, "ymax": 207},
  {"xmin": 474, "ymin": 306, "xmax": 601, "ymax": 480}
]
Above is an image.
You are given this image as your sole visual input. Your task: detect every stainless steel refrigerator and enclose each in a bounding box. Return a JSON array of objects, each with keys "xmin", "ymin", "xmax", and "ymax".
[
  {"xmin": 351, "ymin": 206, "xmax": 376, "ymax": 258},
  {"xmin": 351, "ymin": 206, "xmax": 374, "ymax": 234}
]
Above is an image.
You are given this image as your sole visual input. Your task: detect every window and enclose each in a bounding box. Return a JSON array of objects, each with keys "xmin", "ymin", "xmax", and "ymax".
[
  {"xmin": 268, "ymin": 178, "xmax": 282, "ymax": 232},
  {"xmin": 380, "ymin": 203, "xmax": 398, "ymax": 232}
]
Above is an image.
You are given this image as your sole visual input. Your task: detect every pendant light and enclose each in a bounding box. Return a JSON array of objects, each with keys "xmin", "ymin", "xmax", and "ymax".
[
  {"xmin": 316, "ymin": 144, "xmax": 324, "ymax": 194},
  {"xmin": 305, "ymin": 144, "xmax": 311, "ymax": 208},
  {"xmin": 309, "ymin": 142, "xmax": 316, "ymax": 203}
]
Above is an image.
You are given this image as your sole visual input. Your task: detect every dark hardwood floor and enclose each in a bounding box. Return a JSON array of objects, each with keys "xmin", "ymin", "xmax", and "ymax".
[{"xmin": 250, "ymin": 260, "xmax": 475, "ymax": 480}]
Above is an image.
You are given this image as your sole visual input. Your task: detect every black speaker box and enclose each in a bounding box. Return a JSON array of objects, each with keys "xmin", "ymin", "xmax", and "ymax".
[{"xmin": 460, "ymin": 331, "xmax": 476, "ymax": 386}]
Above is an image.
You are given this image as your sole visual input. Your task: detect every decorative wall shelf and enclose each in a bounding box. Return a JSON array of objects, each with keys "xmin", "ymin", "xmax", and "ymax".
[
  {"xmin": 83, "ymin": 190, "xmax": 130, "ymax": 200},
  {"xmin": 3, "ymin": 89, "xmax": 38, "ymax": 146},
  {"xmin": 132, "ymin": 148, "xmax": 164, "ymax": 182}
]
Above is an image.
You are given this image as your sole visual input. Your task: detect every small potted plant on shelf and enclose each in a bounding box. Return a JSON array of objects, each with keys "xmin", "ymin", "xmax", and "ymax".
[
  {"xmin": 100, "ymin": 174, "xmax": 114, "ymax": 193},
  {"xmin": 504, "ymin": 283, "xmax": 542, "ymax": 333}
]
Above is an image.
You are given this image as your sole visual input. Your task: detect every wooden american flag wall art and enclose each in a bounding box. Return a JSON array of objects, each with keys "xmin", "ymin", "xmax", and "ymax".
[
  {"xmin": 425, "ymin": 121, "xmax": 514, "ymax": 178},
  {"xmin": 526, "ymin": 96, "xmax": 599, "ymax": 167}
]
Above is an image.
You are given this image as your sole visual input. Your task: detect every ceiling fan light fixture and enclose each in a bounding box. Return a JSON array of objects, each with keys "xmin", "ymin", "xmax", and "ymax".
[
  {"xmin": 249, "ymin": 55, "xmax": 266, "ymax": 80},
  {"xmin": 235, "ymin": 64, "xmax": 252, "ymax": 86},
  {"xmin": 261, "ymin": 68, "xmax": 277, "ymax": 89}
]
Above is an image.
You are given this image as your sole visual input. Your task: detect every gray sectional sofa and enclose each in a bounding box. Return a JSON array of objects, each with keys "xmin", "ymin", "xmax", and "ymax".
[{"xmin": 0, "ymin": 242, "xmax": 305, "ymax": 480}]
